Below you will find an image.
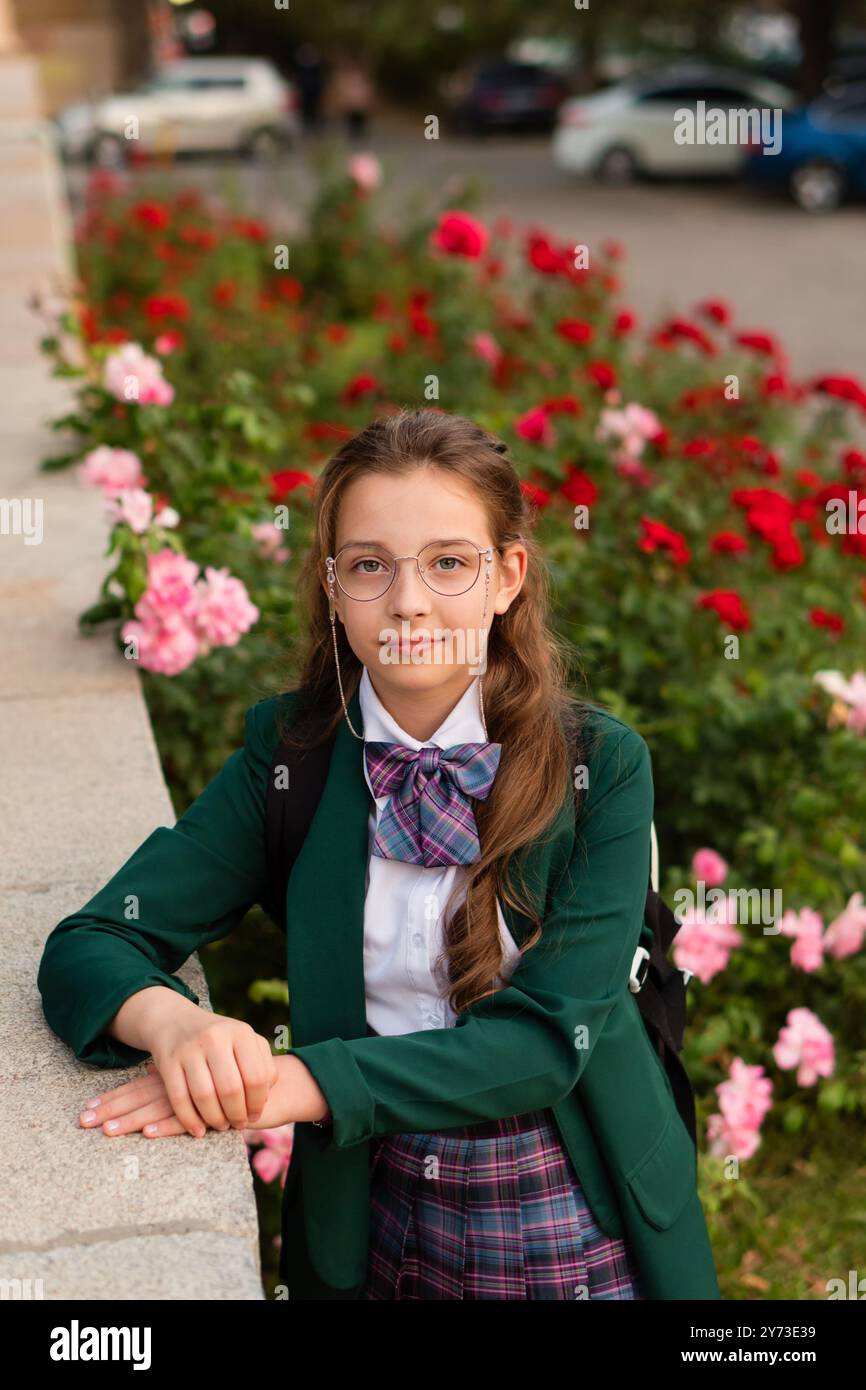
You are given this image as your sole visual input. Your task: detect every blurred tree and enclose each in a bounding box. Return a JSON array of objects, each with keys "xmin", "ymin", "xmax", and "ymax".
[{"xmin": 204, "ymin": 0, "xmax": 866, "ymax": 102}]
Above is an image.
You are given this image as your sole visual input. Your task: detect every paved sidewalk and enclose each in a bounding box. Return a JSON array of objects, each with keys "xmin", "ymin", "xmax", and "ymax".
[{"xmin": 0, "ymin": 80, "xmax": 263, "ymax": 1299}]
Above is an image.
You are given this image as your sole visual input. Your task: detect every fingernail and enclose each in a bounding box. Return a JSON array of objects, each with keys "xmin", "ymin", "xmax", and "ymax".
[
  {"xmin": 144, "ymin": 1124, "xmax": 158, "ymax": 1134},
  {"xmin": 105, "ymin": 1120, "xmax": 119, "ymax": 1131},
  {"xmin": 85, "ymin": 1097, "xmax": 101, "ymax": 1108},
  {"xmin": 80, "ymin": 1110, "xmax": 98, "ymax": 1124}
]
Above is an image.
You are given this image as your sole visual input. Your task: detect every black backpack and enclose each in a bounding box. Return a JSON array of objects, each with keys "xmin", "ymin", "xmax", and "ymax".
[{"xmin": 264, "ymin": 718, "xmax": 698, "ymax": 1146}]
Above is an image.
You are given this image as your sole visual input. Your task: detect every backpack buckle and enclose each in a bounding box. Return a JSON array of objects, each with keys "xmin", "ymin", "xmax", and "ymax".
[{"xmin": 629, "ymin": 945, "xmax": 651, "ymax": 993}]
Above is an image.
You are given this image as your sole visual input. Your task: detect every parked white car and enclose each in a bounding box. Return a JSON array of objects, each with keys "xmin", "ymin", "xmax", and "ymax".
[
  {"xmin": 552, "ymin": 63, "xmax": 798, "ymax": 181},
  {"xmin": 56, "ymin": 57, "xmax": 301, "ymax": 164}
]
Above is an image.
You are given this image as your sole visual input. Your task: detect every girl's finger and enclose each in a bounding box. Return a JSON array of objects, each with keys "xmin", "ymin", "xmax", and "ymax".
[
  {"xmin": 80, "ymin": 1076, "xmax": 166, "ymax": 1127},
  {"xmin": 142, "ymin": 1114, "xmax": 195, "ymax": 1139},
  {"xmin": 97, "ymin": 1096, "xmax": 177, "ymax": 1136},
  {"xmin": 82, "ymin": 1067, "xmax": 161, "ymax": 1108},
  {"xmin": 231, "ymin": 1032, "xmax": 270, "ymax": 1125},
  {"xmin": 158, "ymin": 1060, "xmax": 211, "ymax": 1139},
  {"xmin": 185, "ymin": 1050, "xmax": 236, "ymax": 1132}
]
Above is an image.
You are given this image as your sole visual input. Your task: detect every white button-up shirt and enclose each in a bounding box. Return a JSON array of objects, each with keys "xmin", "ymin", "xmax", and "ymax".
[{"xmin": 358, "ymin": 665, "xmax": 521, "ymax": 1036}]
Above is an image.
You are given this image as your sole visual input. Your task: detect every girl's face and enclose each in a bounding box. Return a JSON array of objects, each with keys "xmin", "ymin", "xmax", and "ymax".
[{"xmin": 322, "ymin": 467, "xmax": 527, "ymax": 723}]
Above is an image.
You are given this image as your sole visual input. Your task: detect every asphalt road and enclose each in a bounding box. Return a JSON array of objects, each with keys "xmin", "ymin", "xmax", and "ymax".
[{"xmin": 62, "ymin": 113, "xmax": 866, "ymax": 382}]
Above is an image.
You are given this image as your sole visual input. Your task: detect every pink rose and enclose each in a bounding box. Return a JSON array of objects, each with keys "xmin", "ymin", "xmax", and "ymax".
[
  {"xmin": 672, "ymin": 895, "xmax": 743, "ymax": 983},
  {"xmin": 778, "ymin": 907, "xmax": 825, "ymax": 973},
  {"xmin": 596, "ymin": 402, "xmax": 663, "ymax": 461},
  {"xmin": 824, "ymin": 891, "xmax": 866, "ymax": 960},
  {"xmin": 79, "ymin": 445, "xmax": 146, "ymax": 493},
  {"xmin": 812, "ymin": 669, "xmax": 866, "ymax": 734},
  {"xmin": 251, "ymin": 520, "xmax": 290, "ymax": 563},
  {"xmin": 470, "ymin": 330, "xmax": 503, "ymax": 367},
  {"xmin": 137, "ymin": 549, "xmax": 201, "ymax": 623},
  {"xmin": 347, "ymin": 152, "xmax": 382, "ymax": 191},
  {"xmin": 706, "ymin": 1058, "xmax": 773, "ymax": 1160},
  {"xmin": 103, "ymin": 341, "xmax": 175, "ymax": 407},
  {"xmin": 772, "ymin": 1007, "xmax": 835, "ymax": 1087},
  {"xmin": 103, "ymin": 488, "xmax": 153, "ymax": 534},
  {"xmin": 194, "ymin": 566, "xmax": 260, "ymax": 647},
  {"xmin": 692, "ymin": 848, "xmax": 728, "ymax": 887},
  {"xmin": 121, "ymin": 611, "xmax": 201, "ymax": 676}
]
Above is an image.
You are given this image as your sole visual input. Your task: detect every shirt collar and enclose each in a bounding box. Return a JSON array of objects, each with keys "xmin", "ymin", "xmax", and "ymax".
[{"xmin": 358, "ymin": 665, "xmax": 486, "ymax": 801}]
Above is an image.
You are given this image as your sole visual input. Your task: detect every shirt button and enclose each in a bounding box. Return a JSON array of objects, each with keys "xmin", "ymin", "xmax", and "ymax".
[{"xmin": 413, "ymin": 933, "xmax": 424, "ymax": 946}]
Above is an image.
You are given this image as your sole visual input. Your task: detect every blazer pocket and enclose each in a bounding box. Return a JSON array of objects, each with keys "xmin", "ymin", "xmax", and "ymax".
[{"xmin": 624, "ymin": 1110, "xmax": 697, "ymax": 1231}]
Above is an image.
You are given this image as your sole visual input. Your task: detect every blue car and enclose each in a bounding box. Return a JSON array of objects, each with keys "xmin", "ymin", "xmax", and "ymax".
[{"xmin": 742, "ymin": 81, "xmax": 866, "ymax": 210}]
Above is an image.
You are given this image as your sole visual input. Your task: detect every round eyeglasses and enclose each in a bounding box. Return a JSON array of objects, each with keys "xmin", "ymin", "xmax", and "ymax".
[{"xmin": 327, "ymin": 540, "xmax": 500, "ymax": 602}]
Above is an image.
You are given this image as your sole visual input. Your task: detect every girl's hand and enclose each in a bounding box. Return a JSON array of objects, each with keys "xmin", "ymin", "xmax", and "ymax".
[
  {"xmin": 79, "ymin": 1056, "xmax": 327, "ymax": 1137},
  {"xmin": 79, "ymin": 1013, "xmax": 280, "ymax": 1138},
  {"xmin": 80, "ymin": 1062, "xmax": 205, "ymax": 1138}
]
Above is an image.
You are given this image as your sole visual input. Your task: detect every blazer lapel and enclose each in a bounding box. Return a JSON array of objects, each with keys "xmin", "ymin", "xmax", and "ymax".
[
  {"xmin": 284, "ymin": 684, "xmax": 565, "ymax": 1043},
  {"xmin": 285, "ymin": 685, "xmax": 372, "ymax": 1046}
]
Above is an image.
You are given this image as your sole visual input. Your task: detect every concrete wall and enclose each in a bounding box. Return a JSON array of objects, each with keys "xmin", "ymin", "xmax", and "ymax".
[{"xmin": 0, "ymin": 52, "xmax": 264, "ymax": 1300}]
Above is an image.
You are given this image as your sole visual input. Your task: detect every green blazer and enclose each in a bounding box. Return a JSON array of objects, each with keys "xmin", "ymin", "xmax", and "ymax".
[{"xmin": 38, "ymin": 685, "xmax": 721, "ymax": 1301}]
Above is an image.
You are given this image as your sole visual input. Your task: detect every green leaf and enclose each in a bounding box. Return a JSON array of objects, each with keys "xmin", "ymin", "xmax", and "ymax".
[{"xmin": 78, "ymin": 597, "xmax": 124, "ymax": 633}]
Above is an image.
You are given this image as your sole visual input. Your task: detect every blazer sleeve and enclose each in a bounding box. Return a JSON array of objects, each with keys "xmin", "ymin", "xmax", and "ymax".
[
  {"xmin": 290, "ymin": 718, "xmax": 654, "ymax": 1148},
  {"xmin": 37, "ymin": 695, "xmax": 286, "ymax": 1068}
]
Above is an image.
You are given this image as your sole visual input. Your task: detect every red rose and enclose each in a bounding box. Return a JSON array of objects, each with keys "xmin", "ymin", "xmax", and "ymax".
[
  {"xmin": 556, "ymin": 319, "xmax": 594, "ymax": 345},
  {"xmin": 133, "ymin": 201, "xmax": 170, "ymax": 231},
  {"xmin": 587, "ymin": 361, "xmax": 617, "ymax": 390},
  {"xmin": 639, "ymin": 517, "xmax": 690, "ymax": 566},
  {"xmin": 810, "ymin": 608, "xmax": 845, "ymax": 633},
  {"xmin": 144, "ymin": 293, "xmax": 190, "ymax": 321},
  {"xmin": 695, "ymin": 589, "xmax": 751, "ymax": 632},
  {"xmin": 812, "ymin": 374, "xmax": 866, "ymax": 412},
  {"xmin": 213, "ymin": 279, "xmax": 237, "ymax": 309},
  {"xmin": 709, "ymin": 531, "xmax": 748, "ymax": 555},
  {"xmin": 525, "ymin": 232, "xmax": 568, "ymax": 275},
  {"xmin": 268, "ymin": 470, "xmax": 315, "ymax": 503},
  {"xmin": 735, "ymin": 331, "xmax": 778, "ymax": 356},
  {"xmin": 514, "ymin": 405, "xmax": 555, "ymax": 446},
  {"xmin": 234, "ymin": 217, "xmax": 269, "ymax": 242},
  {"xmin": 659, "ymin": 317, "xmax": 716, "ymax": 356},
  {"xmin": 560, "ymin": 465, "xmax": 598, "ymax": 508},
  {"xmin": 430, "ymin": 211, "xmax": 489, "ymax": 258},
  {"xmin": 275, "ymin": 276, "xmax": 302, "ymax": 303},
  {"xmin": 542, "ymin": 395, "xmax": 581, "ymax": 416},
  {"xmin": 520, "ymin": 481, "xmax": 551, "ymax": 509},
  {"xmin": 341, "ymin": 373, "xmax": 380, "ymax": 405},
  {"xmin": 696, "ymin": 298, "xmax": 730, "ymax": 325}
]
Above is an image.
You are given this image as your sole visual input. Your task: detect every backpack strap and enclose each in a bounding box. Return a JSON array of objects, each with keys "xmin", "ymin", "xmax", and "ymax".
[
  {"xmin": 570, "ymin": 717, "xmax": 698, "ymax": 1147},
  {"xmin": 264, "ymin": 718, "xmax": 339, "ymax": 933}
]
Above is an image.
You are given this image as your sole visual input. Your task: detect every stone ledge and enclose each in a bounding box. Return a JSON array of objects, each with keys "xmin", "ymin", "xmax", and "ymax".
[
  {"xmin": 0, "ymin": 103, "xmax": 265, "ymax": 1301},
  {"xmin": 0, "ymin": 1233, "xmax": 264, "ymax": 1300}
]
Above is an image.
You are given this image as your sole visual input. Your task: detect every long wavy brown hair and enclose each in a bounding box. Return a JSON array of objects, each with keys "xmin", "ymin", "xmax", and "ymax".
[{"xmin": 270, "ymin": 406, "xmax": 598, "ymax": 1015}]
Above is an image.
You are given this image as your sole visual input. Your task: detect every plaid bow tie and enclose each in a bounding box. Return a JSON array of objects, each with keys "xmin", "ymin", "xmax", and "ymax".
[{"xmin": 364, "ymin": 740, "xmax": 502, "ymax": 868}]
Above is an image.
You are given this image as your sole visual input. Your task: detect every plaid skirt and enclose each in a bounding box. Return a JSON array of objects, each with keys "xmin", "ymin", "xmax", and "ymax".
[{"xmin": 359, "ymin": 1105, "xmax": 647, "ymax": 1300}]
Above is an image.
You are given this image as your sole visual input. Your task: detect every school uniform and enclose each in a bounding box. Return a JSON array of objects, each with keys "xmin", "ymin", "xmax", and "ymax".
[{"xmin": 37, "ymin": 674, "xmax": 722, "ymax": 1302}]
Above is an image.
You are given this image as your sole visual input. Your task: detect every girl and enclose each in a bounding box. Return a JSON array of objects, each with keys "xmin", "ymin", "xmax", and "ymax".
[{"xmin": 38, "ymin": 407, "xmax": 721, "ymax": 1301}]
